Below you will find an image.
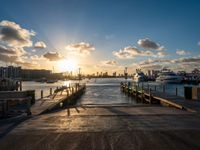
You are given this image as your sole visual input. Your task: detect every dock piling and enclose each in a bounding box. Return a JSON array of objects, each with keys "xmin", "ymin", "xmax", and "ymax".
[
  {"xmin": 20, "ymin": 81, "xmax": 22, "ymax": 91},
  {"xmin": 41, "ymin": 90, "xmax": 43, "ymax": 99},
  {"xmin": 50, "ymin": 88, "xmax": 52, "ymax": 95},
  {"xmin": 149, "ymin": 88, "xmax": 152, "ymax": 104}
]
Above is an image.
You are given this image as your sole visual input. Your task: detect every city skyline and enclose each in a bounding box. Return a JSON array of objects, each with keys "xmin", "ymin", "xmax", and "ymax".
[{"xmin": 0, "ymin": 0, "xmax": 200, "ymax": 74}]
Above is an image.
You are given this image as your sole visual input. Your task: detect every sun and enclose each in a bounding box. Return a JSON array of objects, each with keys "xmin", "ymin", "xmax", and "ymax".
[{"xmin": 57, "ymin": 58, "xmax": 78, "ymax": 72}]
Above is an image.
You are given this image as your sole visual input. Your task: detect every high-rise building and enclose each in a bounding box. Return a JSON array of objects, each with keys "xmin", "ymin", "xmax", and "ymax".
[{"xmin": 0, "ymin": 66, "xmax": 22, "ymax": 78}]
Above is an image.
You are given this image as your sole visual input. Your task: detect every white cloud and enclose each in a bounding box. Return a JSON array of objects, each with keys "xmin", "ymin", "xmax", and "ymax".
[
  {"xmin": 176, "ymin": 49, "xmax": 190, "ymax": 56},
  {"xmin": 100, "ymin": 60, "xmax": 117, "ymax": 66},
  {"xmin": 0, "ymin": 20, "xmax": 35, "ymax": 48},
  {"xmin": 198, "ymin": 41, "xmax": 200, "ymax": 46},
  {"xmin": 0, "ymin": 45, "xmax": 16, "ymax": 55},
  {"xmin": 34, "ymin": 41, "xmax": 46, "ymax": 49},
  {"xmin": 43, "ymin": 52, "xmax": 63, "ymax": 61},
  {"xmin": 113, "ymin": 46, "xmax": 154, "ymax": 59},
  {"xmin": 137, "ymin": 38, "xmax": 164, "ymax": 50},
  {"xmin": 65, "ymin": 42, "xmax": 95, "ymax": 56},
  {"xmin": 156, "ymin": 51, "xmax": 168, "ymax": 58}
]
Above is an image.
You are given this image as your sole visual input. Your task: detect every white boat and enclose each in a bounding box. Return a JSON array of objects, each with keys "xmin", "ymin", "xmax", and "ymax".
[
  {"xmin": 133, "ymin": 70, "xmax": 147, "ymax": 82},
  {"xmin": 156, "ymin": 70, "xmax": 182, "ymax": 83}
]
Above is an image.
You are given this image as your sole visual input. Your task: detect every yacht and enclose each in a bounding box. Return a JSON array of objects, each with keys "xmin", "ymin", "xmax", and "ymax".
[
  {"xmin": 133, "ymin": 70, "xmax": 147, "ymax": 82},
  {"xmin": 156, "ymin": 70, "xmax": 182, "ymax": 83}
]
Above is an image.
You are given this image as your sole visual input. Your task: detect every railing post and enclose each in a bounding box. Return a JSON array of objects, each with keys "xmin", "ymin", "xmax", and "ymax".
[
  {"xmin": 141, "ymin": 84, "xmax": 144, "ymax": 102},
  {"xmin": 163, "ymin": 85, "xmax": 165, "ymax": 93},
  {"xmin": 149, "ymin": 88, "xmax": 152, "ymax": 104},
  {"xmin": 72, "ymin": 87, "xmax": 74, "ymax": 94},
  {"xmin": 136, "ymin": 85, "xmax": 138, "ymax": 100},
  {"xmin": 155, "ymin": 85, "xmax": 156, "ymax": 91},
  {"xmin": 176, "ymin": 87, "xmax": 178, "ymax": 96}
]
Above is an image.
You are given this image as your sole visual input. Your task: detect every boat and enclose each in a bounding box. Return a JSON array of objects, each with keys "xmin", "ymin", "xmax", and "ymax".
[
  {"xmin": 156, "ymin": 69, "xmax": 183, "ymax": 83},
  {"xmin": 0, "ymin": 78, "xmax": 19, "ymax": 91},
  {"xmin": 133, "ymin": 69, "xmax": 147, "ymax": 82},
  {"xmin": 46, "ymin": 79, "xmax": 58, "ymax": 83}
]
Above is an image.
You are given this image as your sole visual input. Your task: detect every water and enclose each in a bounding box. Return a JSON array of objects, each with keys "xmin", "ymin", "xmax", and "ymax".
[
  {"xmin": 22, "ymin": 80, "xmax": 73, "ymax": 99},
  {"xmin": 22, "ymin": 78, "xmax": 197, "ymax": 103},
  {"xmin": 78, "ymin": 78, "xmax": 135, "ymax": 105}
]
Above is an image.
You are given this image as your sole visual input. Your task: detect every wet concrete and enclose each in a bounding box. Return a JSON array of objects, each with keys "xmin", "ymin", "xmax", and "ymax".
[{"xmin": 1, "ymin": 106, "xmax": 200, "ymax": 150}]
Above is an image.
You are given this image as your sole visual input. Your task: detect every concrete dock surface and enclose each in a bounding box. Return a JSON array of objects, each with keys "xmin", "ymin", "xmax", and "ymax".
[{"xmin": 1, "ymin": 105, "xmax": 200, "ymax": 150}]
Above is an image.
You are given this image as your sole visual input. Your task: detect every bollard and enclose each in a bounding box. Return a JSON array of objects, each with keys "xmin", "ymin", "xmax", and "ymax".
[
  {"xmin": 41, "ymin": 90, "xmax": 43, "ymax": 99},
  {"xmin": 50, "ymin": 88, "xmax": 52, "ymax": 95},
  {"xmin": 176, "ymin": 87, "xmax": 178, "ymax": 96}
]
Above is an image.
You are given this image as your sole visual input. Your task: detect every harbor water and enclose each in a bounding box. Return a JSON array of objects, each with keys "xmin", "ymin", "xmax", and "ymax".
[{"xmin": 22, "ymin": 78, "xmax": 193, "ymax": 103}]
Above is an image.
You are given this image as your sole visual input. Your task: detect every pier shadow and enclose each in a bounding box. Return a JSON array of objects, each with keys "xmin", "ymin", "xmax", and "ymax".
[{"xmin": 0, "ymin": 115, "xmax": 31, "ymax": 139}]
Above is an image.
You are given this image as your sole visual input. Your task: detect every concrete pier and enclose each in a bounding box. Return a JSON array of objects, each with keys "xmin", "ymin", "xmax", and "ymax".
[{"xmin": 1, "ymin": 105, "xmax": 200, "ymax": 150}]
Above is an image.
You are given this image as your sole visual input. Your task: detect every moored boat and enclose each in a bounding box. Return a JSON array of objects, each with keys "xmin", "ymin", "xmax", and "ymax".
[
  {"xmin": 133, "ymin": 69, "xmax": 147, "ymax": 82},
  {"xmin": 156, "ymin": 69, "xmax": 182, "ymax": 83}
]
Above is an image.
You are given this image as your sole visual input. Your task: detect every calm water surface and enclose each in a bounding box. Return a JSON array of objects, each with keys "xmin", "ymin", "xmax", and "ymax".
[{"xmin": 22, "ymin": 78, "xmax": 194, "ymax": 104}]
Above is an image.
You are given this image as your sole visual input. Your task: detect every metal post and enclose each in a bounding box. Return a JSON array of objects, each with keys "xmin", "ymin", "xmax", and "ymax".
[{"xmin": 155, "ymin": 85, "xmax": 156, "ymax": 91}]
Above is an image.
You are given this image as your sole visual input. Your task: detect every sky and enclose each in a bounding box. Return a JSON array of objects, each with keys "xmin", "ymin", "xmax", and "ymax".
[{"xmin": 0, "ymin": 0, "xmax": 200, "ymax": 74}]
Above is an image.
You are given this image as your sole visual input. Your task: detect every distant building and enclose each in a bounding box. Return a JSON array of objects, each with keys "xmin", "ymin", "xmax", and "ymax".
[
  {"xmin": 148, "ymin": 70, "xmax": 151, "ymax": 77},
  {"xmin": 113, "ymin": 72, "xmax": 117, "ymax": 77},
  {"xmin": 21, "ymin": 69, "xmax": 51, "ymax": 79},
  {"xmin": 103, "ymin": 72, "xmax": 108, "ymax": 77},
  {"xmin": 0, "ymin": 66, "xmax": 22, "ymax": 78},
  {"xmin": 151, "ymin": 70, "xmax": 160, "ymax": 78}
]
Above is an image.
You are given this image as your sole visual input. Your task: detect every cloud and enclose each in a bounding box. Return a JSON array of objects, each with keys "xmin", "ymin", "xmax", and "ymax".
[
  {"xmin": 65, "ymin": 42, "xmax": 95, "ymax": 56},
  {"xmin": 100, "ymin": 60, "xmax": 117, "ymax": 66},
  {"xmin": 0, "ymin": 53, "xmax": 18, "ymax": 63},
  {"xmin": 156, "ymin": 51, "xmax": 168, "ymax": 58},
  {"xmin": 43, "ymin": 52, "xmax": 62, "ymax": 61},
  {"xmin": 137, "ymin": 38, "xmax": 164, "ymax": 50},
  {"xmin": 34, "ymin": 41, "xmax": 46, "ymax": 49},
  {"xmin": 0, "ymin": 45, "xmax": 16, "ymax": 54},
  {"xmin": 0, "ymin": 20, "xmax": 35, "ymax": 48},
  {"xmin": 198, "ymin": 41, "xmax": 200, "ymax": 46},
  {"xmin": 176, "ymin": 49, "xmax": 190, "ymax": 56},
  {"xmin": 113, "ymin": 46, "xmax": 154, "ymax": 59},
  {"xmin": 0, "ymin": 52, "xmax": 34, "ymax": 67},
  {"xmin": 138, "ymin": 56, "xmax": 200, "ymax": 72}
]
